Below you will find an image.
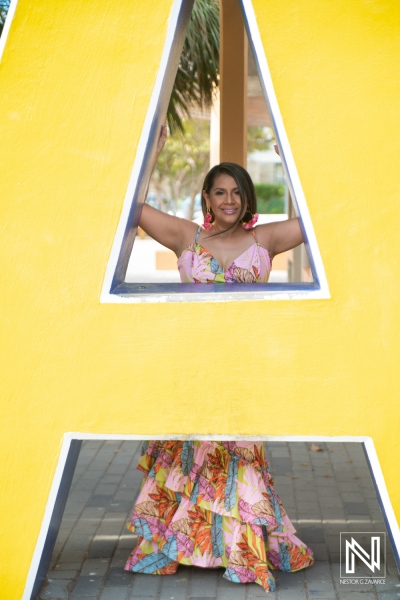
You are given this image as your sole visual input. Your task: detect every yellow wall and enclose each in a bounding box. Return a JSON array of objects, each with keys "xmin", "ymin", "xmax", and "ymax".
[{"xmin": 1, "ymin": 0, "xmax": 399, "ymax": 596}]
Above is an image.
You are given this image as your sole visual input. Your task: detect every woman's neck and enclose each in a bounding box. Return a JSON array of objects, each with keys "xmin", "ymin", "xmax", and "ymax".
[{"xmin": 205, "ymin": 222, "xmax": 243, "ymax": 239}]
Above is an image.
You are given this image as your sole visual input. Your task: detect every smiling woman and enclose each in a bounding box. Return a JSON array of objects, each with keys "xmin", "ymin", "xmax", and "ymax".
[
  {"xmin": 138, "ymin": 127, "xmax": 303, "ymax": 285},
  {"xmin": 123, "ymin": 128, "xmax": 315, "ymax": 594}
]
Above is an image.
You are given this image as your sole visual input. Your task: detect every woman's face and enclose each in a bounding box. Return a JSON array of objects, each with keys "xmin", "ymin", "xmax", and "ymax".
[{"xmin": 203, "ymin": 173, "xmax": 246, "ymax": 227}]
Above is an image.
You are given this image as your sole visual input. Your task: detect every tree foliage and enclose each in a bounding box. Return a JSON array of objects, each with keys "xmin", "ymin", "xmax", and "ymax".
[
  {"xmin": 168, "ymin": 0, "xmax": 219, "ymax": 134},
  {"xmin": 151, "ymin": 119, "xmax": 210, "ymax": 219},
  {"xmin": 254, "ymin": 183, "xmax": 285, "ymax": 214},
  {"xmin": 0, "ymin": 0, "xmax": 11, "ymax": 36},
  {"xmin": 247, "ymin": 126, "xmax": 274, "ymax": 153}
]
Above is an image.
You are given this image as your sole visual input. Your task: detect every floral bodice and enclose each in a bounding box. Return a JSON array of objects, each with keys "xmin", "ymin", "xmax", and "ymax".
[{"xmin": 177, "ymin": 227, "xmax": 271, "ymax": 283}]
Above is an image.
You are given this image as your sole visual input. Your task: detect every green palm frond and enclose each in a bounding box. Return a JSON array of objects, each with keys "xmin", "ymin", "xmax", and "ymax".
[
  {"xmin": 167, "ymin": 0, "xmax": 219, "ymax": 135},
  {"xmin": 0, "ymin": 0, "xmax": 11, "ymax": 36}
]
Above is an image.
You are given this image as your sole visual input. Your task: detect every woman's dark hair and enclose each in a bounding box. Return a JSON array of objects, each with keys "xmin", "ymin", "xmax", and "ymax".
[{"xmin": 201, "ymin": 162, "xmax": 257, "ymax": 232}]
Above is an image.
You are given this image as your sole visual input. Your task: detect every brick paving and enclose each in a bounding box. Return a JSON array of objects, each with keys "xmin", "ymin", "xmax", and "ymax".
[{"xmin": 38, "ymin": 441, "xmax": 400, "ymax": 600}]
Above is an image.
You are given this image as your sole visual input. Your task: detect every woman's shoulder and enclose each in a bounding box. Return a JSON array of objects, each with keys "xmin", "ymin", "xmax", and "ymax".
[
  {"xmin": 176, "ymin": 219, "xmax": 202, "ymax": 255},
  {"xmin": 253, "ymin": 222, "xmax": 273, "ymax": 244},
  {"xmin": 254, "ymin": 217, "xmax": 302, "ymax": 258},
  {"xmin": 180, "ymin": 218, "xmax": 201, "ymax": 237}
]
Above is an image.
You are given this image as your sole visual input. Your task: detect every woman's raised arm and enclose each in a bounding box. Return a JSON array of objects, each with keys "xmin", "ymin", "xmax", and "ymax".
[
  {"xmin": 137, "ymin": 125, "xmax": 196, "ymax": 255},
  {"xmin": 139, "ymin": 204, "xmax": 195, "ymax": 256},
  {"xmin": 255, "ymin": 145, "xmax": 304, "ymax": 257},
  {"xmin": 256, "ymin": 218, "xmax": 304, "ymax": 258}
]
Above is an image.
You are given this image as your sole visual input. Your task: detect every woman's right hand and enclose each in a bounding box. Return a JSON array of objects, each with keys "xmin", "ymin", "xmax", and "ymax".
[{"xmin": 140, "ymin": 122, "xmax": 197, "ymax": 255}]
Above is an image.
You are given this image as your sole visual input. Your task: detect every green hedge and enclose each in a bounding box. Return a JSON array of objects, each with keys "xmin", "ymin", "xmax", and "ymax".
[{"xmin": 254, "ymin": 183, "xmax": 285, "ymax": 214}]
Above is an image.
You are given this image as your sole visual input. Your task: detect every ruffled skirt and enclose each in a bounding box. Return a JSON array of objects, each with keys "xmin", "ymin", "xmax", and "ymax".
[{"xmin": 124, "ymin": 440, "xmax": 314, "ymax": 593}]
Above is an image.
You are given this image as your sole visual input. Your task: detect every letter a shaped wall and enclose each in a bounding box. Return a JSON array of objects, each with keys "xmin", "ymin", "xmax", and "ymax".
[{"xmin": 0, "ymin": 1, "xmax": 399, "ymax": 597}]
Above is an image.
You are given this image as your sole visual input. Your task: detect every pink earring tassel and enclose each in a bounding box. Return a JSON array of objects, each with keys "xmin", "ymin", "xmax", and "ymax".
[
  {"xmin": 203, "ymin": 211, "xmax": 213, "ymax": 230},
  {"xmin": 242, "ymin": 213, "xmax": 259, "ymax": 229}
]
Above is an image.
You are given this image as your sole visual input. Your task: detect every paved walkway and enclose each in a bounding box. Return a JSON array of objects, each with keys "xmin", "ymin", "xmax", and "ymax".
[{"xmin": 38, "ymin": 440, "xmax": 400, "ymax": 600}]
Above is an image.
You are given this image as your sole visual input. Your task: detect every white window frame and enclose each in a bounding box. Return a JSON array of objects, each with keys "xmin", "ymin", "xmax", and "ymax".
[
  {"xmin": 100, "ymin": 0, "xmax": 330, "ymax": 304},
  {"xmin": 23, "ymin": 432, "xmax": 400, "ymax": 599}
]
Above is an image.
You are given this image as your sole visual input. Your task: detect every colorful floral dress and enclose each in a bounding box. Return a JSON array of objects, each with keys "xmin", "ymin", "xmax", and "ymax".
[
  {"xmin": 125, "ymin": 228, "xmax": 314, "ymax": 593},
  {"xmin": 177, "ymin": 226, "xmax": 271, "ymax": 283}
]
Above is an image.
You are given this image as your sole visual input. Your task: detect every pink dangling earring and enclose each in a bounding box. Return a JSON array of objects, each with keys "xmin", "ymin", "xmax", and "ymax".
[
  {"xmin": 241, "ymin": 212, "xmax": 259, "ymax": 230},
  {"xmin": 203, "ymin": 208, "xmax": 213, "ymax": 230}
]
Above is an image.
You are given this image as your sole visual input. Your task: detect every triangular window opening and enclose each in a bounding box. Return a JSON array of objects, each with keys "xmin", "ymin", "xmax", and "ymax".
[
  {"xmin": 101, "ymin": 0, "xmax": 329, "ymax": 302},
  {"xmin": 126, "ymin": 38, "xmax": 310, "ymax": 286}
]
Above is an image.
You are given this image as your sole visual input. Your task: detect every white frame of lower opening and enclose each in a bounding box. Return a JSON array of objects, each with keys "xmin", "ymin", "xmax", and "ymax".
[{"xmin": 23, "ymin": 433, "xmax": 400, "ymax": 599}]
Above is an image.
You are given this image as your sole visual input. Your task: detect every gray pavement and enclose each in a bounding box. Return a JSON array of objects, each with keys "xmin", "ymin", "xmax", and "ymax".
[{"xmin": 38, "ymin": 441, "xmax": 400, "ymax": 599}]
